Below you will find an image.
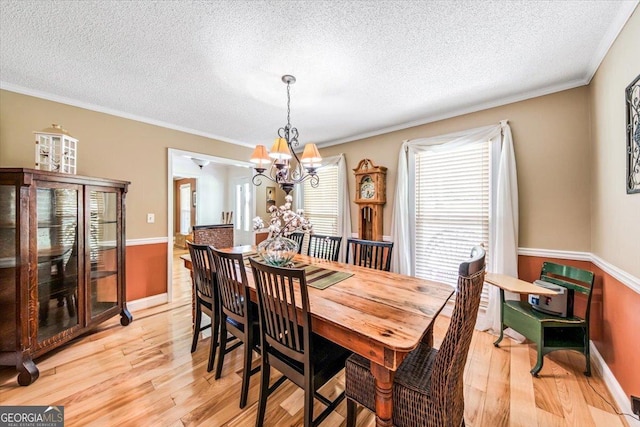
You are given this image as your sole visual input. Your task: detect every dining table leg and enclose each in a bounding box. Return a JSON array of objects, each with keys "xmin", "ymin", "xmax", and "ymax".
[{"xmin": 371, "ymin": 362, "xmax": 395, "ymax": 427}]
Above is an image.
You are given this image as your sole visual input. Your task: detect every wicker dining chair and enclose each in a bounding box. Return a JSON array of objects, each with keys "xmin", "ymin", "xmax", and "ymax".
[
  {"xmin": 308, "ymin": 234, "xmax": 342, "ymax": 261},
  {"xmin": 345, "ymin": 238, "xmax": 394, "ymax": 271},
  {"xmin": 186, "ymin": 241, "xmax": 220, "ymax": 373},
  {"xmin": 210, "ymin": 248, "xmax": 261, "ymax": 408},
  {"xmin": 249, "ymin": 258, "xmax": 352, "ymax": 427},
  {"xmin": 345, "ymin": 245, "xmax": 486, "ymax": 427},
  {"xmin": 288, "ymin": 231, "xmax": 306, "ymax": 254}
]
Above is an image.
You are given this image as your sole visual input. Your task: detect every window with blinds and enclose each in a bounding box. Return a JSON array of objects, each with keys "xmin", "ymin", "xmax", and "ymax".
[
  {"xmin": 413, "ymin": 140, "xmax": 491, "ymax": 308},
  {"xmin": 302, "ymin": 165, "xmax": 339, "ymax": 236}
]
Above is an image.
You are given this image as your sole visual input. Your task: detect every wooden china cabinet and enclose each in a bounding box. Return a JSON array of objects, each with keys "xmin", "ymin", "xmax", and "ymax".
[{"xmin": 0, "ymin": 168, "xmax": 132, "ymax": 385}]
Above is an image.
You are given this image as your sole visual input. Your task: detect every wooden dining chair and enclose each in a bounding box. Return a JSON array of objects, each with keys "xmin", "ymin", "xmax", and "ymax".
[
  {"xmin": 249, "ymin": 258, "xmax": 352, "ymax": 427},
  {"xmin": 186, "ymin": 241, "xmax": 220, "ymax": 372},
  {"xmin": 210, "ymin": 248, "xmax": 261, "ymax": 408},
  {"xmin": 308, "ymin": 234, "xmax": 342, "ymax": 261},
  {"xmin": 345, "ymin": 238, "xmax": 393, "ymax": 271},
  {"xmin": 345, "ymin": 245, "xmax": 486, "ymax": 427},
  {"xmin": 288, "ymin": 231, "xmax": 305, "ymax": 254}
]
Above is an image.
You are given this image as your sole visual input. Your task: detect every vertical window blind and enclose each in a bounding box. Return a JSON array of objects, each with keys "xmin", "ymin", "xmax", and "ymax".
[
  {"xmin": 414, "ymin": 140, "xmax": 491, "ymax": 308},
  {"xmin": 302, "ymin": 165, "xmax": 339, "ymax": 236}
]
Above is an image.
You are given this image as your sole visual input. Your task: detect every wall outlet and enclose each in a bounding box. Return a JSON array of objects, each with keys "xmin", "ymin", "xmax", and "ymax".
[
  {"xmin": 147, "ymin": 213, "xmax": 155, "ymax": 224},
  {"xmin": 632, "ymin": 395, "xmax": 640, "ymax": 416}
]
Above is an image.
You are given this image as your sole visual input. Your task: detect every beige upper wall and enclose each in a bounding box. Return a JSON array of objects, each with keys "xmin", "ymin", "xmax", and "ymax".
[
  {"xmin": 0, "ymin": 90, "xmax": 252, "ymax": 239},
  {"xmin": 0, "ymin": 85, "xmax": 593, "ymax": 251},
  {"xmin": 320, "ymin": 86, "xmax": 592, "ymax": 252},
  {"xmin": 590, "ymin": 7, "xmax": 640, "ymax": 278}
]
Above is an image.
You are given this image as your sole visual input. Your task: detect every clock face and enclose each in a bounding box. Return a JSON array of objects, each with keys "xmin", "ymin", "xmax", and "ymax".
[{"xmin": 360, "ymin": 176, "xmax": 375, "ymax": 199}]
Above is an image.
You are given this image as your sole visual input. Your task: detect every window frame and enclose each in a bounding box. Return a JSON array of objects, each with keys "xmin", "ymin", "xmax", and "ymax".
[
  {"xmin": 408, "ymin": 135, "xmax": 500, "ymax": 304},
  {"xmin": 297, "ymin": 163, "xmax": 340, "ymax": 237}
]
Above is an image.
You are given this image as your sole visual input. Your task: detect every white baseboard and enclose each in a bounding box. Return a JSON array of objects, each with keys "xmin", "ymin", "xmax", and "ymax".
[
  {"xmin": 590, "ymin": 342, "xmax": 640, "ymax": 426},
  {"xmin": 126, "ymin": 293, "xmax": 168, "ymax": 312}
]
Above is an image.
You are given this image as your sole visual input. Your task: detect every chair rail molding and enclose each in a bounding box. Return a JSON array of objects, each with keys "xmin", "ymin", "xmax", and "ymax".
[
  {"xmin": 518, "ymin": 247, "xmax": 640, "ymax": 295},
  {"xmin": 126, "ymin": 237, "xmax": 169, "ymax": 246}
]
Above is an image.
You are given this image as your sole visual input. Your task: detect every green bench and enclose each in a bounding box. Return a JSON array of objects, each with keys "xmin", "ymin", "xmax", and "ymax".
[{"xmin": 494, "ymin": 262, "xmax": 595, "ymax": 376}]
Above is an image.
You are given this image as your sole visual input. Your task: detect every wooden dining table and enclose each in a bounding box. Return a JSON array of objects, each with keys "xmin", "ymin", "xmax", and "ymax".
[{"xmin": 181, "ymin": 245, "xmax": 454, "ymax": 427}]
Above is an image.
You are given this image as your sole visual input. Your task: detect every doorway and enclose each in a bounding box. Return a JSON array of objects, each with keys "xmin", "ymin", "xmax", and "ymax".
[
  {"xmin": 233, "ymin": 177, "xmax": 253, "ymax": 245},
  {"xmin": 174, "ymin": 178, "xmax": 196, "ymax": 248},
  {"xmin": 167, "ymin": 149, "xmax": 255, "ymax": 302}
]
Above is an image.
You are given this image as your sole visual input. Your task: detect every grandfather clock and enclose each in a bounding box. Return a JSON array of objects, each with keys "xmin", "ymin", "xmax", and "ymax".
[{"xmin": 353, "ymin": 159, "xmax": 387, "ymax": 241}]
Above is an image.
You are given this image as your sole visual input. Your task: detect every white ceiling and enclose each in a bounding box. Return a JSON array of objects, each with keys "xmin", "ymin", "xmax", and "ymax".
[{"xmin": 0, "ymin": 1, "xmax": 637, "ymax": 149}]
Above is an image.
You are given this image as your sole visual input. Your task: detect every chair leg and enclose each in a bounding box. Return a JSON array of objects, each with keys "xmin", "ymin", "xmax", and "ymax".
[
  {"xmin": 494, "ymin": 290, "xmax": 506, "ymax": 347},
  {"xmin": 255, "ymin": 359, "xmax": 270, "ymax": 427},
  {"xmin": 304, "ymin": 379, "xmax": 314, "ymax": 427},
  {"xmin": 191, "ymin": 303, "xmax": 202, "ymax": 353},
  {"xmin": 493, "ymin": 327, "xmax": 504, "ymax": 347},
  {"xmin": 584, "ymin": 336, "xmax": 591, "ymax": 377},
  {"xmin": 214, "ymin": 318, "xmax": 227, "ymax": 376},
  {"xmin": 65, "ymin": 293, "xmax": 76, "ymax": 317},
  {"xmin": 346, "ymin": 398, "xmax": 357, "ymax": 427},
  {"xmin": 531, "ymin": 335, "xmax": 544, "ymax": 377},
  {"xmin": 239, "ymin": 337, "xmax": 252, "ymax": 408}
]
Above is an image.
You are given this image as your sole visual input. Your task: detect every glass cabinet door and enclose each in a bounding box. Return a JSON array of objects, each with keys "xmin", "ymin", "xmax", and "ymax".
[
  {"xmin": 36, "ymin": 185, "xmax": 79, "ymax": 343},
  {"xmin": 90, "ymin": 190, "xmax": 119, "ymax": 318},
  {"xmin": 0, "ymin": 185, "xmax": 17, "ymax": 352}
]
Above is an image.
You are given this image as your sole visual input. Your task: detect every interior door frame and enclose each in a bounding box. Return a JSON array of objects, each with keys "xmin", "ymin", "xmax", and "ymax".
[{"xmin": 166, "ymin": 148, "xmax": 253, "ymax": 302}]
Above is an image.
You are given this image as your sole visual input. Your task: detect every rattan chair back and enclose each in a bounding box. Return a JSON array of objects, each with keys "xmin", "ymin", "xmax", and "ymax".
[{"xmin": 426, "ymin": 246, "xmax": 486, "ymax": 425}]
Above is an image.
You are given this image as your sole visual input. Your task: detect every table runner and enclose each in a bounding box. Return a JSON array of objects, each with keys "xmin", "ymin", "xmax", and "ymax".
[
  {"xmin": 243, "ymin": 254, "xmax": 353, "ymax": 290},
  {"xmin": 299, "ymin": 263, "xmax": 353, "ymax": 290}
]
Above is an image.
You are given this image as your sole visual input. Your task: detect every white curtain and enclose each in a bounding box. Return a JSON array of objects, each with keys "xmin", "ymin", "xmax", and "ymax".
[
  {"xmin": 477, "ymin": 121, "xmax": 522, "ymax": 336},
  {"xmin": 390, "ymin": 121, "xmax": 520, "ymax": 333}
]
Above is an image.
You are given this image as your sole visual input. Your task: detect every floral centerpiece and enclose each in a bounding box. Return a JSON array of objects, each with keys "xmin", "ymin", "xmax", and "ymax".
[{"xmin": 253, "ymin": 195, "xmax": 312, "ymax": 266}]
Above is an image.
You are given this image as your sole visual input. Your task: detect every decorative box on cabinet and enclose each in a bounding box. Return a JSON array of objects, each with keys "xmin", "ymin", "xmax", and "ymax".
[{"xmin": 0, "ymin": 168, "xmax": 132, "ymax": 385}]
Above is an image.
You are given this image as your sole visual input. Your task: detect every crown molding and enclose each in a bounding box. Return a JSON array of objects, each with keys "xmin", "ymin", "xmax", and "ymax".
[
  {"xmin": 317, "ymin": 78, "xmax": 589, "ymax": 149},
  {"xmin": 0, "ymin": 82, "xmax": 254, "ymax": 148},
  {"xmin": 582, "ymin": 0, "xmax": 640, "ymax": 84}
]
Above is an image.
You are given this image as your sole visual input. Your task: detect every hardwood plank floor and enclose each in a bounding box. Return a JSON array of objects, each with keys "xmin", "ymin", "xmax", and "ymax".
[{"xmin": 0, "ymin": 249, "xmax": 629, "ymax": 427}]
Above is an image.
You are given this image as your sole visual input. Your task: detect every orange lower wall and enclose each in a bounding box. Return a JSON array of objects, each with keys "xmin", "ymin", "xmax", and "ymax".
[
  {"xmin": 519, "ymin": 255, "xmax": 640, "ymax": 399},
  {"xmin": 125, "ymin": 243, "xmax": 168, "ymax": 301}
]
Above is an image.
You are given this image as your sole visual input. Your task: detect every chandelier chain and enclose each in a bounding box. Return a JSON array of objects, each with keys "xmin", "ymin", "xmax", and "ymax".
[{"xmin": 286, "ymin": 82, "xmax": 291, "ymax": 128}]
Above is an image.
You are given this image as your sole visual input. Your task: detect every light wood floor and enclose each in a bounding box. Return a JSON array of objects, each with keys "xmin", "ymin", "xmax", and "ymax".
[{"xmin": 0, "ymin": 249, "xmax": 629, "ymax": 427}]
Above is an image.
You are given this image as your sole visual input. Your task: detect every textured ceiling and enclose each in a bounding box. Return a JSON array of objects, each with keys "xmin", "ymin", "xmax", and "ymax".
[{"xmin": 0, "ymin": 1, "xmax": 637, "ymax": 148}]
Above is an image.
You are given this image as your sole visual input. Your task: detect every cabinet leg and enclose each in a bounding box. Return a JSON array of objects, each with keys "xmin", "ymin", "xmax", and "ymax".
[
  {"xmin": 120, "ymin": 308, "xmax": 133, "ymax": 326},
  {"xmin": 17, "ymin": 358, "xmax": 39, "ymax": 386}
]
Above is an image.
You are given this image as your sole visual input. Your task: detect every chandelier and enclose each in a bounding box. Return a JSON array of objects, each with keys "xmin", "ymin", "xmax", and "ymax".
[{"xmin": 250, "ymin": 75, "xmax": 322, "ymax": 195}]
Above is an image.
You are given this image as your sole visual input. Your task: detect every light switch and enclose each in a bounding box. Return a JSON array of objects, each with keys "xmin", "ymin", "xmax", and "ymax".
[{"xmin": 147, "ymin": 213, "xmax": 155, "ymax": 223}]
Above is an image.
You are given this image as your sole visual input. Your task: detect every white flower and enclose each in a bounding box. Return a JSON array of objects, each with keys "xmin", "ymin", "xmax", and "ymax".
[{"xmin": 252, "ymin": 196, "xmax": 313, "ymax": 239}]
